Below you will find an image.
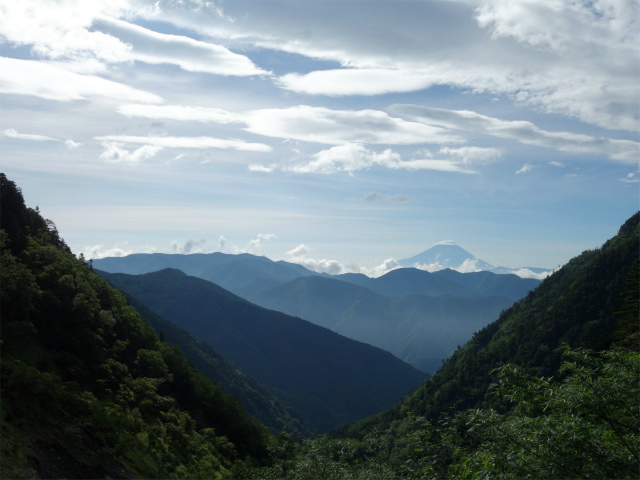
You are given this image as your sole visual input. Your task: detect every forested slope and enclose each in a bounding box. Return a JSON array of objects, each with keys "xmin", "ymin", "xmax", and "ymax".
[
  {"xmin": 122, "ymin": 295, "xmax": 314, "ymax": 436},
  {"xmin": 0, "ymin": 173, "xmax": 272, "ymax": 478}
]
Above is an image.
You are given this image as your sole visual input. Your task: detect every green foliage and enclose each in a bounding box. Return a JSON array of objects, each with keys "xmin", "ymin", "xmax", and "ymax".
[
  {"xmin": 453, "ymin": 347, "xmax": 639, "ymax": 479},
  {"xmin": 0, "ymin": 173, "xmax": 271, "ymax": 478},
  {"xmin": 244, "ymin": 347, "xmax": 639, "ymax": 480}
]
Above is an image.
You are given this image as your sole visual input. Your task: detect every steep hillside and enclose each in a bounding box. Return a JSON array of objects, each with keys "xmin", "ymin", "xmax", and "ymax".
[
  {"xmin": 336, "ymin": 211, "xmax": 639, "ymax": 437},
  {"xmin": 97, "ymin": 269, "xmax": 429, "ymax": 433},
  {"xmin": 122, "ymin": 295, "xmax": 314, "ymax": 436},
  {"xmin": 0, "ymin": 174, "xmax": 271, "ymax": 478}
]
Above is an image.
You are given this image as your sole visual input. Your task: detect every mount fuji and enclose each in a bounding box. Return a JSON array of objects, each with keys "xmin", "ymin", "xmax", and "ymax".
[{"xmin": 398, "ymin": 241, "xmax": 553, "ymax": 279}]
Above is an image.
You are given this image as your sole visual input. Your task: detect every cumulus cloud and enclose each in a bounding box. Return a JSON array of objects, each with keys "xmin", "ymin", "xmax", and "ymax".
[
  {"xmin": 95, "ymin": 135, "xmax": 272, "ymax": 152},
  {"xmin": 0, "ymin": 57, "xmax": 162, "ymax": 103},
  {"xmin": 248, "ymin": 163, "xmax": 277, "ymax": 173},
  {"xmin": 65, "ymin": 139, "xmax": 83, "ymax": 149},
  {"xmin": 286, "ymin": 243, "xmax": 344, "ymax": 275},
  {"xmin": 171, "ymin": 238, "xmax": 208, "ymax": 254},
  {"xmin": 99, "ymin": 142, "xmax": 163, "ymax": 164},
  {"xmin": 218, "ymin": 235, "xmax": 226, "ymax": 249},
  {"xmin": 1, "ymin": 128, "xmax": 59, "ymax": 142},
  {"xmin": 389, "ymin": 105, "xmax": 639, "ymax": 164},
  {"xmin": 284, "ymin": 244, "xmax": 400, "ymax": 278},
  {"xmin": 413, "ymin": 258, "xmax": 483, "ymax": 274},
  {"xmin": 284, "ymin": 143, "xmax": 481, "ymax": 175},
  {"xmin": 83, "ymin": 244, "xmax": 133, "ymax": 260},
  {"xmin": 456, "ymin": 258, "xmax": 483, "ymax": 274},
  {"xmin": 511, "ymin": 268, "xmax": 553, "ymax": 280},
  {"xmin": 117, "ymin": 104, "xmax": 246, "ymax": 123},
  {"xmin": 620, "ymin": 172, "xmax": 639, "ymax": 184},
  {"xmin": 359, "ymin": 258, "xmax": 400, "ymax": 278},
  {"xmin": 244, "ymin": 106, "xmax": 462, "ymax": 146},
  {"xmin": 239, "ymin": 233, "xmax": 277, "ymax": 255}
]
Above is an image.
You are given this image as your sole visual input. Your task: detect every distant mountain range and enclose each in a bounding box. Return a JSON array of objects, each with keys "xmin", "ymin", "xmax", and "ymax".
[
  {"xmin": 94, "ymin": 253, "xmax": 541, "ymax": 374},
  {"xmin": 398, "ymin": 240, "xmax": 553, "ymax": 278},
  {"xmin": 97, "ymin": 268, "xmax": 428, "ymax": 433},
  {"xmin": 337, "ymin": 211, "xmax": 640, "ymax": 439}
]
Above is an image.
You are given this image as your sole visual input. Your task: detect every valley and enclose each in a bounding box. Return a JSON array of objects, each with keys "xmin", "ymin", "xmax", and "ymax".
[{"xmin": 1, "ymin": 173, "xmax": 637, "ymax": 479}]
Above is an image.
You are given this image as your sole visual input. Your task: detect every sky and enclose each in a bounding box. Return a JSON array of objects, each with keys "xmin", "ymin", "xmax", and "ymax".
[{"xmin": 0, "ymin": 0, "xmax": 638, "ymax": 277}]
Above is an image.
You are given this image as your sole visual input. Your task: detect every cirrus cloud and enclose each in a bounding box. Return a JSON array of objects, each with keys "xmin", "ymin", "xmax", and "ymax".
[
  {"xmin": 94, "ymin": 135, "xmax": 272, "ymax": 152},
  {"xmin": 1, "ymin": 128, "xmax": 59, "ymax": 142},
  {"xmin": 244, "ymin": 105, "xmax": 463, "ymax": 146},
  {"xmin": 0, "ymin": 57, "xmax": 162, "ymax": 103},
  {"xmin": 389, "ymin": 104, "xmax": 639, "ymax": 163}
]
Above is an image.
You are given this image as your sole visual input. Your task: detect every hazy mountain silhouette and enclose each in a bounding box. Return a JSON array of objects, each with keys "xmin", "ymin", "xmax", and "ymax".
[
  {"xmin": 97, "ymin": 268, "xmax": 429, "ymax": 433},
  {"xmin": 249, "ymin": 274, "xmax": 520, "ymax": 373}
]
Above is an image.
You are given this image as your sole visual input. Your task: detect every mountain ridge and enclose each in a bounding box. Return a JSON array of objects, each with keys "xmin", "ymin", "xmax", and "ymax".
[{"xmin": 97, "ymin": 267, "xmax": 429, "ymax": 433}]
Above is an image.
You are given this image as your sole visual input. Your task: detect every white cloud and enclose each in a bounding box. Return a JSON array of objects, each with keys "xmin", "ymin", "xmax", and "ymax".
[
  {"xmin": 284, "ymin": 144, "xmax": 480, "ymax": 175},
  {"xmin": 359, "ymin": 258, "xmax": 400, "ymax": 278},
  {"xmin": 277, "ymin": 68, "xmax": 446, "ymax": 96},
  {"xmin": 511, "ymin": 267, "xmax": 553, "ymax": 280},
  {"xmin": 285, "ymin": 245, "xmax": 400, "ymax": 278},
  {"xmin": 620, "ymin": 172, "xmax": 640, "ymax": 184},
  {"xmin": 99, "ymin": 142, "xmax": 163, "ymax": 164},
  {"xmin": 286, "ymin": 244, "xmax": 309, "ymax": 257},
  {"xmin": 93, "ymin": 17, "xmax": 269, "ymax": 76},
  {"xmin": 389, "ymin": 105, "xmax": 639, "ymax": 163},
  {"xmin": 0, "ymin": 1, "xmax": 266, "ymax": 77},
  {"xmin": 413, "ymin": 261, "xmax": 446, "ymax": 273},
  {"xmin": 515, "ymin": 163, "xmax": 534, "ymax": 174},
  {"xmin": 248, "ymin": 163, "xmax": 277, "ymax": 173},
  {"xmin": 549, "ymin": 161, "xmax": 565, "ymax": 167},
  {"xmin": 456, "ymin": 258, "xmax": 483, "ymax": 273},
  {"xmin": 413, "ymin": 258, "xmax": 482, "ymax": 274},
  {"xmin": 244, "ymin": 106, "xmax": 462, "ymax": 146},
  {"xmin": 128, "ymin": 0, "xmax": 639, "ymax": 131},
  {"xmin": 65, "ymin": 139, "xmax": 83, "ymax": 149},
  {"xmin": 95, "ymin": 135, "xmax": 272, "ymax": 152},
  {"xmin": 171, "ymin": 238, "xmax": 208, "ymax": 254},
  {"xmin": 238, "ymin": 233, "xmax": 277, "ymax": 255},
  {"xmin": 1, "ymin": 128, "xmax": 59, "ymax": 142},
  {"xmin": 0, "ymin": 0, "xmax": 130, "ymax": 62},
  {"xmin": 117, "ymin": 104, "xmax": 246, "ymax": 123},
  {"xmin": 83, "ymin": 244, "xmax": 133, "ymax": 260},
  {"xmin": 286, "ymin": 243, "xmax": 344, "ymax": 275},
  {"xmin": 0, "ymin": 57, "xmax": 162, "ymax": 103},
  {"xmin": 218, "ymin": 235, "xmax": 226, "ymax": 250},
  {"xmin": 438, "ymin": 146, "xmax": 503, "ymax": 164}
]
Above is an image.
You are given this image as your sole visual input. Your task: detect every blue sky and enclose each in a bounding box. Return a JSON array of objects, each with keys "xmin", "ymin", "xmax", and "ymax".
[{"xmin": 1, "ymin": 0, "xmax": 638, "ymax": 276}]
